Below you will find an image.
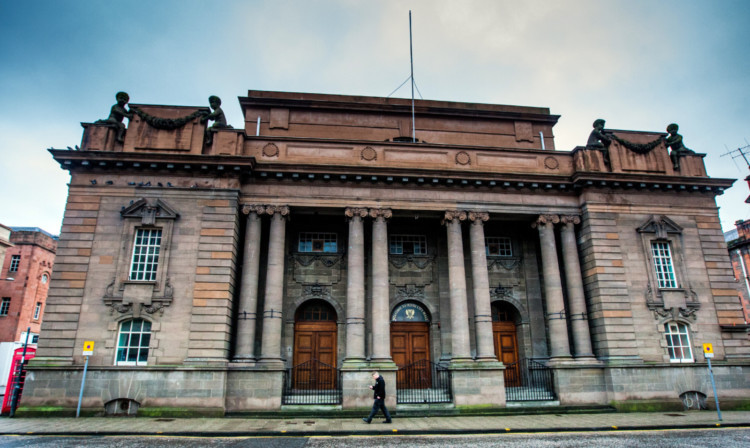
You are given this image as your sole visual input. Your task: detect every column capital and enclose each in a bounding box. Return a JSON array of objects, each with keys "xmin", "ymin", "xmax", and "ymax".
[
  {"xmin": 264, "ymin": 205, "xmax": 290, "ymax": 217},
  {"xmin": 241, "ymin": 204, "xmax": 267, "ymax": 216},
  {"xmin": 442, "ymin": 210, "xmax": 467, "ymax": 225},
  {"xmin": 468, "ymin": 211, "xmax": 490, "ymax": 223},
  {"xmin": 532, "ymin": 214, "xmax": 559, "ymax": 228},
  {"xmin": 368, "ymin": 208, "xmax": 392, "ymax": 220},
  {"xmin": 560, "ymin": 215, "xmax": 581, "ymax": 226},
  {"xmin": 345, "ymin": 207, "xmax": 369, "ymax": 219}
]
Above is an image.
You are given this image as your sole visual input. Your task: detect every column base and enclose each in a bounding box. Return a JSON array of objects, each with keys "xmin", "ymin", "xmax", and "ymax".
[
  {"xmin": 256, "ymin": 358, "xmax": 285, "ymax": 370},
  {"xmin": 231, "ymin": 356, "xmax": 256, "ymax": 366},
  {"xmin": 449, "ymin": 362, "xmax": 506, "ymax": 407}
]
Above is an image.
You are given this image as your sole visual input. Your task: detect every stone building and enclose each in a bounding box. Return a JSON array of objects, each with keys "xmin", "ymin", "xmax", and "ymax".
[
  {"xmin": 22, "ymin": 90, "xmax": 749, "ymax": 416},
  {"xmin": 0, "ymin": 227, "xmax": 57, "ymax": 344},
  {"xmin": 0, "ymin": 224, "xmax": 12, "ymax": 271}
]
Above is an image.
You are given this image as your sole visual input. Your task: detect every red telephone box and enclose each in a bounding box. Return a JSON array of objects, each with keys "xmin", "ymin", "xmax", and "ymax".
[{"xmin": 2, "ymin": 347, "xmax": 36, "ymax": 414}]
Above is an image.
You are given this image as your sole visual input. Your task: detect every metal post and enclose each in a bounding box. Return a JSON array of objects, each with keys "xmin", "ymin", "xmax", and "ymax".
[
  {"xmin": 76, "ymin": 355, "xmax": 90, "ymax": 418},
  {"xmin": 706, "ymin": 358, "xmax": 722, "ymax": 421},
  {"xmin": 409, "ymin": 10, "xmax": 416, "ymax": 143},
  {"xmin": 9, "ymin": 327, "xmax": 31, "ymax": 417}
]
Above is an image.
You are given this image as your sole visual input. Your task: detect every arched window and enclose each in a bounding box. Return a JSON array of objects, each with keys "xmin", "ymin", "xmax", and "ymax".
[
  {"xmin": 116, "ymin": 319, "xmax": 151, "ymax": 366},
  {"xmin": 664, "ymin": 322, "xmax": 693, "ymax": 363}
]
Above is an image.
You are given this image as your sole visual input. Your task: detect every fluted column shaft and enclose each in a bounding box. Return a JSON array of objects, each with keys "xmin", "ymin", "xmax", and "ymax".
[
  {"xmin": 235, "ymin": 206, "xmax": 263, "ymax": 360},
  {"xmin": 344, "ymin": 208, "xmax": 367, "ymax": 362},
  {"xmin": 534, "ymin": 215, "xmax": 572, "ymax": 360},
  {"xmin": 444, "ymin": 211, "xmax": 472, "ymax": 361},
  {"xmin": 370, "ymin": 209, "xmax": 393, "ymax": 361},
  {"xmin": 468, "ymin": 212, "xmax": 497, "ymax": 361},
  {"xmin": 259, "ymin": 207, "xmax": 289, "ymax": 364},
  {"xmin": 560, "ymin": 216, "xmax": 595, "ymax": 359}
]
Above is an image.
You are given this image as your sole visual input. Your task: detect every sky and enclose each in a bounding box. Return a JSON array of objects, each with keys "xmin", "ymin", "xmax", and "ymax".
[{"xmin": 1, "ymin": 0, "xmax": 749, "ymax": 235}]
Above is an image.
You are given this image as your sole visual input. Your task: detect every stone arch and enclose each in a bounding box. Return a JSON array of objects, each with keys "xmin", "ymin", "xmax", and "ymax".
[
  {"xmin": 290, "ymin": 294, "xmax": 345, "ymax": 325},
  {"xmin": 390, "ymin": 300, "xmax": 431, "ymax": 322},
  {"xmin": 390, "ymin": 299, "xmax": 435, "ymax": 323},
  {"xmin": 490, "ymin": 298, "xmax": 527, "ymax": 324}
]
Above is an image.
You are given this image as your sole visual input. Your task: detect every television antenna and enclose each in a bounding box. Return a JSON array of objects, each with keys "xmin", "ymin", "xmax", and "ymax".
[
  {"xmin": 721, "ymin": 142, "xmax": 750, "ymax": 171},
  {"xmin": 387, "ymin": 11, "xmax": 423, "ymax": 143}
]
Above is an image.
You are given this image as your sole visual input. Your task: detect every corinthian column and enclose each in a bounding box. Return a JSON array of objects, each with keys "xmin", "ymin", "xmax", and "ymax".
[
  {"xmin": 259, "ymin": 205, "xmax": 289, "ymax": 365},
  {"xmin": 235, "ymin": 204, "xmax": 264, "ymax": 361},
  {"xmin": 532, "ymin": 214, "xmax": 572, "ymax": 361},
  {"xmin": 370, "ymin": 208, "xmax": 393, "ymax": 362},
  {"xmin": 344, "ymin": 207, "xmax": 368, "ymax": 363},
  {"xmin": 560, "ymin": 215, "xmax": 595, "ymax": 360},
  {"xmin": 468, "ymin": 211, "xmax": 497, "ymax": 362},
  {"xmin": 443, "ymin": 210, "xmax": 472, "ymax": 362}
]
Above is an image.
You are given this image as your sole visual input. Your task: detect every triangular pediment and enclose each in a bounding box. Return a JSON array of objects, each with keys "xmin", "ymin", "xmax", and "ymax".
[
  {"xmin": 637, "ymin": 215, "xmax": 682, "ymax": 239},
  {"xmin": 120, "ymin": 198, "xmax": 179, "ymax": 225}
]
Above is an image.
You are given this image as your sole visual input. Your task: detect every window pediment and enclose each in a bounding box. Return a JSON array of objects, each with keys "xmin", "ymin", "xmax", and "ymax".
[
  {"xmin": 121, "ymin": 198, "xmax": 180, "ymax": 225},
  {"xmin": 637, "ymin": 215, "xmax": 682, "ymax": 239}
]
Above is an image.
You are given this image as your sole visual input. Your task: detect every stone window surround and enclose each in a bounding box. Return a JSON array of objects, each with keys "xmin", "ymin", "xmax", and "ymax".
[
  {"xmin": 114, "ymin": 198, "xmax": 179, "ymax": 296},
  {"xmin": 114, "ymin": 318, "xmax": 153, "ymax": 366},
  {"xmin": 660, "ymin": 320, "xmax": 695, "ymax": 363},
  {"xmin": 0, "ymin": 297, "xmax": 9, "ymax": 316},
  {"xmin": 108, "ymin": 316, "xmax": 162, "ymax": 366},
  {"xmin": 33, "ymin": 302, "xmax": 42, "ymax": 320}
]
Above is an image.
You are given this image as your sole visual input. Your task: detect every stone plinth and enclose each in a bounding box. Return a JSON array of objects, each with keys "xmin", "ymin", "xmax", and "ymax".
[
  {"xmin": 225, "ymin": 368, "xmax": 284, "ymax": 411},
  {"xmin": 449, "ymin": 361, "xmax": 506, "ymax": 407},
  {"xmin": 341, "ymin": 363, "xmax": 396, "ymax": 410}
]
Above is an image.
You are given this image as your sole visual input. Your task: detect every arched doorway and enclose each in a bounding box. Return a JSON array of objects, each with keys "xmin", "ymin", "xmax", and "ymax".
[
  {"xmin": 391, "ymin": 302, "xmax": 430, "ymax": 389},
  {"xmin": 492, "ymin": 301, "xmax": 520, "ymax": 386},
  {"xmin": 293, "ymin": 300, "xmax": 337, "ymax": 388}
]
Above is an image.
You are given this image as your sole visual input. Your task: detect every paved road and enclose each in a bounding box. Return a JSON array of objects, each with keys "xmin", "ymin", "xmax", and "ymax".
[{"xmin": 1, "ymin": 428, "xmax": 748, "ymax": 447}]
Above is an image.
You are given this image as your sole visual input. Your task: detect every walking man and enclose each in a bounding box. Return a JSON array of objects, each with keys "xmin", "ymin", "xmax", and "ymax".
[{"xmin": 362, "ymin": 371, "xmax": 392, "ymax": 424}]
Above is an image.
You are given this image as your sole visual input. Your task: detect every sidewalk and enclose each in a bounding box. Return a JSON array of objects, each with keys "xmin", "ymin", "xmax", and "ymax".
[{"xmin": 1, "ymin": 411, "xmax": 748, "ymax": 436}]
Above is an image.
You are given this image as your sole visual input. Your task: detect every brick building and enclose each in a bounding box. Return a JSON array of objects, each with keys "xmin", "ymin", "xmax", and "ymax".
[
  {"xmin": 0, "ymin": 228, "xmax": 57, "ymax": 343},
  {"xmin": 22, "ymin": 90, "xmax": 748, "ymax": 416}
]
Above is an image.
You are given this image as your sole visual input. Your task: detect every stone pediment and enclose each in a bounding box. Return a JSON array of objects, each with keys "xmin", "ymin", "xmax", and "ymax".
[
  {"xmin": 636, "ymin": 215, "xmax": 682, "ymax": 239},
  {"xmin": 120, "ymin": 198, "xmax": 180, "ymax": 225}
]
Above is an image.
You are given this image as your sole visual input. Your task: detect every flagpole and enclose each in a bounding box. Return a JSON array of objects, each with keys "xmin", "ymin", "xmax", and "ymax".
[{"xmin": 409, "ymin": 10, "xmax": 416, "ymax": 143}]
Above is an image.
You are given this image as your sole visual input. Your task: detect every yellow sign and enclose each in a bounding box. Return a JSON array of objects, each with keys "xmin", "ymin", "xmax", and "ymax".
[
  {"xmin": 83, "ymin": 341, "xmax": 94, "ymax": 356},
  {"xmin": 703, "ymin": 343, "xmax": 714, "ymax": 358}
]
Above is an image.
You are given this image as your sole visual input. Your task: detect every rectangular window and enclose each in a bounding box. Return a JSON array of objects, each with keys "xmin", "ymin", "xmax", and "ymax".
[
  {"xmin": 651, "ymin": 241, "xmax": 677, "ymax": 288},
  {"xmin": 298, "ymin": 232, "xmax": 337, "ymax": 253},
  {"xmin": 8, "ymin": 255, "xmax": 20, "ymax": 272},
  {"xmin": 486, "ymin": 237, "xmax": 513, "ymax": 257},
  {"xmin": 665, "ymin": 322, "xmax": 693, "ymax": 362},
  {"xmin": 129, "ymin": 228, "xmax": 162, "ymax": 281},
  {"xmin": 33, "ymin": 302, "xmax": 42, "ymax": 320},
  {"xmin": 0, "ymin": 298, "xmax": 10, "ymax": 316},
  {"xmin": 389, "ymin": 235, "xmax": 427, "ymax": 255}
]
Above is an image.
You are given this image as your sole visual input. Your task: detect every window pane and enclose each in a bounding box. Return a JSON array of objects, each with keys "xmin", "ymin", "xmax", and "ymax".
[
  {"xmin": 119, "ymin": 333, "xmax": 129, "ymax": 346},
  {"xmin": 138, "ymin": 349, "xmax": 149, "ymax": 363},
  {"xmin": 117, "ymin": 348, "xmax": 127, "ymax": 362},
  {"xmin": 131, "ymin": 320, "xmax": 142, "ymax": 332}
]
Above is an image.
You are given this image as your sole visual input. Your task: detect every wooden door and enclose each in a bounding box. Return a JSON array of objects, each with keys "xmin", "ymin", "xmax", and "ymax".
[
  {"xmin": 493, "ymin": 321, "xmax": 520, "ymax": 386},
  {"xmin": 391, "ymin": 321, "xmax": 430, "ymax": 388},
  {"xmin": 293, "ymin": 321, "xmax": 337, "ymax": 389}
]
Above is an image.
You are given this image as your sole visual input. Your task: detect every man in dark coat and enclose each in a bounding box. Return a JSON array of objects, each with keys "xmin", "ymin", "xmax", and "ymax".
[{"xmin": 362, "ymin": 371, "xmax": 392, "ymax": 424}]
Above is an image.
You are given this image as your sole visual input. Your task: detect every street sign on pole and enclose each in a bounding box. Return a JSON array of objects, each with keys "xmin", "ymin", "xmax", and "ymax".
[
  {"xmin": 76, "ymin": 341, "xmax": 94, "ymax": 418},
  {"xmin": 703, "ymin": 342, "xmax": 722, "ymax": 421}
]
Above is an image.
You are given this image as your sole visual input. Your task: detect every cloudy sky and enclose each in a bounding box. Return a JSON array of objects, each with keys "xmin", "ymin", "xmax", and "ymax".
[{"xmin": 1, "ymin": 0, "xmax": 748, "ymax": 235}]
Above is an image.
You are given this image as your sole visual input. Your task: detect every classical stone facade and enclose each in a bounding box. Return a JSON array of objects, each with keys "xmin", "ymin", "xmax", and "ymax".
[{"xmin": 21, "ymin": 90, "xmax": 749, "ymax": 416}]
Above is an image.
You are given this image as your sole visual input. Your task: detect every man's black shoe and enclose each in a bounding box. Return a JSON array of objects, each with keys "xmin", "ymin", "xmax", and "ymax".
[
  {"xmin": 382, "ymin": 420, "xmax": 392, "ymax": 424},
  {"xmin": 362, "ymin": 418, "xmax": 371, "ymax": 424}
]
